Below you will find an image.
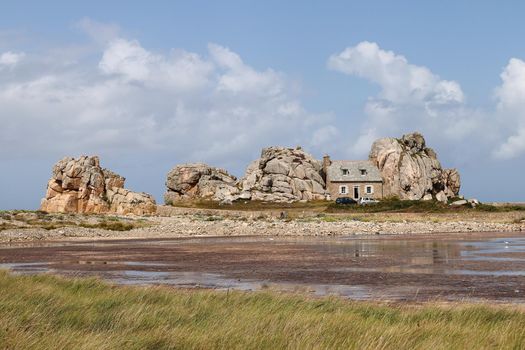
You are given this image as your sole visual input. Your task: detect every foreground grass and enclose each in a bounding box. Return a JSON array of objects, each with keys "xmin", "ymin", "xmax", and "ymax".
[{"xmin": 1, "ymin": 271, "xmax": 525, "ymax": 349}]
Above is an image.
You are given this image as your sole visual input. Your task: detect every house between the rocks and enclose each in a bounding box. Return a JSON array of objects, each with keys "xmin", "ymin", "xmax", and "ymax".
[{"xmin": 323, "ymin": 155, "xmax": 384, "ymax": 200}]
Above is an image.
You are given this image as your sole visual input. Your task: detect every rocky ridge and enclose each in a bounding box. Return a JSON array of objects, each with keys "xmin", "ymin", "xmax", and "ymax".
[
  {"xmin": 164, "ymin": 132, "xmax": 461, "ymax": 204},
  {"xmin": 369, "ymin": 132, "xmax": 460, "ymax": 201},
  {"xmin": 40, "ymin": 156, "xmax": 156, "ymax": 215},
  {"xmin": 238, "ymin": 146, "xmax": 328, "ymax": 202},
  {"xmin": 164, "ymin": 147, "xmax": 328, "ymax": 204},
  {"xmin": 164, "ymin": 163, "xmax": 240, "ymax": 203}
]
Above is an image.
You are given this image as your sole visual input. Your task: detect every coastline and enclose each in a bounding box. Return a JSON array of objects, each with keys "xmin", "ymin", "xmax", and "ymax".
[{"xmin": 1, "ymin": 205, "xmax": 523, "ymax": 243}]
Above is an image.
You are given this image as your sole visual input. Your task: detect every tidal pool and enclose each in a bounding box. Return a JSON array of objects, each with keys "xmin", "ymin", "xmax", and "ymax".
[{"xmin": 1, "ymin": 232, "xmax": 525, "ymax": 302}]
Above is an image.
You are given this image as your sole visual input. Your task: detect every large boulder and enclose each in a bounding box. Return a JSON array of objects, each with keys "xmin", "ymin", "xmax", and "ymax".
[
  {"xmin": 40, "ymin": 156, "xmax": 156, "ymax": 215},
  {"xmin": 238, "ymin": 146, "xmax": 328, "ymax": 202},
  {"xmin": 369, "ymin": 132, "xmax": 460, "ymax": 201},
  {"xmin": 164, "ymin": 163, "xmax": 240, "ymax": 203},
  {"xmin": 106, "ymin": 187, "xmax": 157, "ymax": 215}
]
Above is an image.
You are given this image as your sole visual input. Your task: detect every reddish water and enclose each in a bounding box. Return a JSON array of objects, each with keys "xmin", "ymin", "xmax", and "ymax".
[{"xmin": 1, "ymin": 232, "xmax": 525, "ymax": 302}]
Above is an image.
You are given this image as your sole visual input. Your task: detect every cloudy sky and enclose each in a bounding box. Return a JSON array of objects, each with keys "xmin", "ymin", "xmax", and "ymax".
[{"xmin": 1, "ymin": 1, "xmax": 525, "ymax": 209}]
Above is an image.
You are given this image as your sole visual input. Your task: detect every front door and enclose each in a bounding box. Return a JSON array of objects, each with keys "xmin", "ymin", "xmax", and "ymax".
[{"xmin": 353, "ymin": 186, "xmax": 359, "ymax": 199}]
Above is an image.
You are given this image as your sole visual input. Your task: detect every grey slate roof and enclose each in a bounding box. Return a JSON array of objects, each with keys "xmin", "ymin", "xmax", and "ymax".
[{"xmin": 327, "ymin": 160, "xmax": 383, "ymax": 182}]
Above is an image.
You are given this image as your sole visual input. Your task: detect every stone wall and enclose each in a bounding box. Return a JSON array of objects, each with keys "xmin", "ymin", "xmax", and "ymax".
[{"xmin": 326, "ymin": 181, "xmax": 384, "ymax": 200}]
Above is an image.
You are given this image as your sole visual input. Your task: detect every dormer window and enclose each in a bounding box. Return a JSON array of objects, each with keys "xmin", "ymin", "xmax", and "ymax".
[
  {"xmin": 360, "ymin": 169, "xmax": 367, "ymax": 176},
  {"xmin": 342, "ymin": 169, "xmax": 349, "ymax": 176}
]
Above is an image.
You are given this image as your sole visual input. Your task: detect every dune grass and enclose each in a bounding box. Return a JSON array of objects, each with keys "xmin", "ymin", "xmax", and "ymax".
[
  {"xmin": 0, "ymin": 211, "xmax": 145, "ymax": 232},
  {"xmin": 169, "ymin": 198, "xmax": 525, "ymax": 215},
  {"xmin": 1, "ymin": 271, "xmax": 525, "ymax": 349}
]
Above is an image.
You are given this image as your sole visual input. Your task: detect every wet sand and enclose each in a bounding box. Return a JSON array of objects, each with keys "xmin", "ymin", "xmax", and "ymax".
[{"xmin": 1, "ymin": 231, "xmax": 525, "ymax": 302}]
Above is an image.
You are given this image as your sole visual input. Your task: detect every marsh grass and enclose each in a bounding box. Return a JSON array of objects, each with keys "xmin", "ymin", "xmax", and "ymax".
[
  {"xmin": 1, "ymin": 270, "xmax": 525, "ymax": 349},
  {"xmin": 170, "ymin": 199, "xmax": 330, "ymax": 212},
  {"xmin": 477, "ymin": 204, "xmax": 525, "ymax": 212},
  {"xmin": 78, "ymin": 221, "xmax": 136, "ymax": 231},
  {"xmin": 0, "ymin": 211, "xmax": 142, "ymax": 232},
  {"xmin": 172, "ymin": 198, "xmax": 525, "ymax": 215},
  {"xmin": 326, "ymin": 199, "xmax": 453, "ymax": 213}
]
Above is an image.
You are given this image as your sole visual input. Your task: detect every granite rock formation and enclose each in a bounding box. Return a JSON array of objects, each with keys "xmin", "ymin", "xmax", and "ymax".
[
  {"xmin": 369, "ymin": 132, "xmax": 460, "ymax": 201},
  {"xmin": 238, "ymin": 146, "xmax": 328, "ymax": 202},
  {"xmin": 164, "ymin": 163, "xmax": 240, "ymax": 203},
  {"xmin": 40, "ymin": 156, "xmax": 156, "ymax": 215}
]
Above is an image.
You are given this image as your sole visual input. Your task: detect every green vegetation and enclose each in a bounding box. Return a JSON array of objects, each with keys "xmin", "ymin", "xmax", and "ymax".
[
  {"xmin": 476, "ymin": 204, "xmax": 525, "ymax": 212},
  {"xmin": 328, "ymin": 199, "xmax": 525, "ymax": 214},
  {"xmin": 327, "ymin": 198, "xmax": 452, "ymax": 213},
  {"xmin": 170, "ymin": 198, "xmax": 525, "ymax": 215},
  {"xmin": 0, "ymin": 211, "xmax": 144, "ymax": 232},
  {"xmin": 1, "ymin": 271, "xmax": 525, "ymax": 349},
  {"xmin": 78, "ymin": 221, "xmax": 136, "ymax": 231},
  {"xmin": 171, "ymin": 199, "xmax": 330, "ymax": 212}
]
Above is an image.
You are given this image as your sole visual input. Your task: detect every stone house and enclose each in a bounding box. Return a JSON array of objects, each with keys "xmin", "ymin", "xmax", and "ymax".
[{"xmin": 323, "ymin": 156, "xmax": 384, "ymax": 200}]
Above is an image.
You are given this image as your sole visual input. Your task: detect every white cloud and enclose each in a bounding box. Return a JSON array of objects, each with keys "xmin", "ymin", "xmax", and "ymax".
[
  {"xmin": 209, "ymin": 43, "xmax": 283, "ymax": 96},
  {"xmin": 493, "ymin": 128, "xmax": 525, "ymax": 159},
  {"xmin": 99, "ymin": 38, "xmax": 214, "ymax": 91},
  {"xmin": 328, "ymin": 41, "xmax": 464, "ymax": 106},
  {"xmin": 0, "ymin": 51, "xmax": 24, "ymax": 68},
  {"xmin": 0, "ymin": 36, "xmax": 333, "ymax": 170},
  {"xmin": 76, "ymin": 18, "xmax": 120, "ymax": 45},
  {"xmin": 99, "ymin": 38, "xmax": 158, "ymax": 81},
  {"xmin": 328, "ymin": 41, "xmax": 477, "ymax": 157},
  {"xmin": 493, "ymin": 58, "xmax": 525, "ymax": 159}
]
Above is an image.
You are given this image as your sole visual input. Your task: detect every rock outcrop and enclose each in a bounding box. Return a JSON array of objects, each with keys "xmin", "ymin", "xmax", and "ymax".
[
  {"xmin": 369, "ymin": 132, "xmax": 460, "ymax": 201},
  {"xmin": 164, "ymin": 163, "xmax": 240, "ymax": 203},
  {"xmin": 41, "ymin": 156, "xmax": 156, "ymax": 215},
  {"xmin": 238, "ymin": 146, "xmax": 328, "ymax": 202}
]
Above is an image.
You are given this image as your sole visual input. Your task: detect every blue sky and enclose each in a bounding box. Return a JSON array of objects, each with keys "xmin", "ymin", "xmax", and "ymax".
[{"xmin": 1, "ymin": 1, "xmax": 525, "ymax": 209}]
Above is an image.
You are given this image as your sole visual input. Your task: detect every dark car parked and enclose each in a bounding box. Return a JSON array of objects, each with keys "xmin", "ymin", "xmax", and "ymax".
[{"xmin": 335, "ymin": 197, "xmax": 357, "ymax": 205}]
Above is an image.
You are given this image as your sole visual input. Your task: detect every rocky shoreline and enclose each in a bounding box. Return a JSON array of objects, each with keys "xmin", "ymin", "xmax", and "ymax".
[{"xmin": 1, "ymin": 209, "xmax": 523, "ymax": 243}]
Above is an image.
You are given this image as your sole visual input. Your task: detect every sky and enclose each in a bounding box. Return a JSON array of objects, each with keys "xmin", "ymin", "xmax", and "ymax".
[{"xmin": 1, "ymin": 1, "xmax": 525, "ymax": 209}]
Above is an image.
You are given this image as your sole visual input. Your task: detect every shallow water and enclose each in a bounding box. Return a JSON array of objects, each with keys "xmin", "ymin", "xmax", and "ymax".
[{"xmin": 1, "ymin": 233, "xmax": 525, "ymax": 302}]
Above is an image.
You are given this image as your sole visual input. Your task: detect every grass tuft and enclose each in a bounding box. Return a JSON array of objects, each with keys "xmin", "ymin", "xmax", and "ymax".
[{"xmin": 1, "ymin": 271, "xmax": 525, "ymax": 349}]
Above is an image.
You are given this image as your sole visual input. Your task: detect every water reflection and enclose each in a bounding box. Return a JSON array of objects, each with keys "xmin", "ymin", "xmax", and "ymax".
[{"xmin": 1, "ymin": 235, "xmax": 525, "ymax": 301}]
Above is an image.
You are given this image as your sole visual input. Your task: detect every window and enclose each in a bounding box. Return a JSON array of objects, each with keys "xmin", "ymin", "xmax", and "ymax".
[
  {"xmin": 360, "ymin": 169, "xmax": 367, "ymax": 176},
  {"xmin": 339, "ymin": 185, "xmax": 347, "ymax": 194},
  {"xmin": 342, "ymin": 169, "xmax": 349, "ymax": 176},
  {"xmin": 366, "ymin": 185, "xmax": 373, "ymax": 194}
]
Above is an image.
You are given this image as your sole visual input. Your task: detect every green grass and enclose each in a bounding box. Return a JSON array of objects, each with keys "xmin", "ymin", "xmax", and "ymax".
[
  {"xmin": 476, "ymin": 204, "xmax": 525, "ymax": 212},
  {"xmin": 169, "ymin": 199, "xmax": 330, "ymax": 211},
  {"xmin": 326, "ymin": 199, "xmax": 453, "ymax": 213},
  {"xmin": 78, "ymin": 221, "xmax": 136, "ymax": 231},
  {"xmin": 0, "ymin": 211, "xmax": 142, "ymax": 232},
  {"xmin": 1, "ymin": 271, "xmax": 525, "ymax": 349},
  {"xmin": 170, "ymin": 198, "xmax": 525, "ymax": 215}
]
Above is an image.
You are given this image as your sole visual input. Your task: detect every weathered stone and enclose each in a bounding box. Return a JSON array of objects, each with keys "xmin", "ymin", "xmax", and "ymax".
[
  {"xmin": 107, "ymin": 188, "xmax": 157, "ymax": 215},
  {"xmin": 369, "ymin": 132, "xmax": 461, "ymax": 200},
  {"xmin": 450, "ymin": 199, "xmax": 468, "ymax": 206},
  {"xmin": 442, "ymin": 169, "xmax": 461, "ymax": 197},
  {"xmin": 435, "ymin": 191, "xmax": 448, "ymax": 203},
  {"xmin": 164, "ymin": 163, "xmax": 239, "ymax": 203},
  {"xmin": 422, "ymin": 193, "xmax": 433, "ymax": 201},
  {"xmin": 40, "ymin": 156, "xmax": 156, "ymax": 215},
  {"xmin": 238, "ymin": 146, "xmax": 328, "ymax": 202}
]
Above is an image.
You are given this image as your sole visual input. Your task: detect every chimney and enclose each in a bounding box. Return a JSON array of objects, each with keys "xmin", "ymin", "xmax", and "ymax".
[{"xmin": 322, "ymin": 155, "xmax": 331, "ymax": 182}]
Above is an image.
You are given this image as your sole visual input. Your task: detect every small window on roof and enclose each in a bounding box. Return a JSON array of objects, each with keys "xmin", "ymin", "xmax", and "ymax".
[
  {"xmin": 342, "ymin": 169, "xmax": 349, "ymax": 176},
  {"xmin": 360, "ymin": 169, "xmax": 367, "ymax": 176}
]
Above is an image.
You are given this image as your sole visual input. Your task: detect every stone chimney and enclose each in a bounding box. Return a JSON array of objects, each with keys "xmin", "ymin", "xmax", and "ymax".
[{"xmin": 322, "ymin": 154, "xmax": 331, "ymax": 183}]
